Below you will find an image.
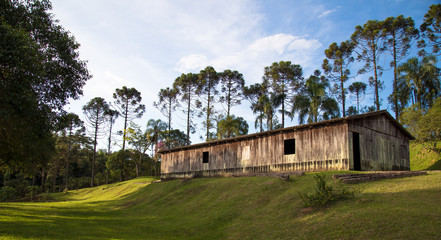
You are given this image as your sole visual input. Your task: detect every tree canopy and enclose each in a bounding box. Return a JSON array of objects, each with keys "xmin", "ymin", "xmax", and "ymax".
[
  {"xmin": 322, "ymin": 40, "xmax": 355, "ymax": 117},
  {"xmin": 351, "ymin": 20, "xmax": 385, "ymax": 111},
  {"xmin": 263, "ymin": 61, "xmax": 303, "ymax": 128},
  {"xmin": 418, "ymin": 4, "xmax": 441, "ymax": 56},
  {"xmin": 0, "ymin": 0, "xmax": 90, "ymax": 172},
  {"xmin": 113, "ymin": 86, "xmax": 145, "ymax": 151}
]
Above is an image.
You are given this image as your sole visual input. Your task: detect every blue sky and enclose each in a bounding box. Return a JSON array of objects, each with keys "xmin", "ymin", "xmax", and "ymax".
[{"xmin": 51, "ymin": 0, "xmax": 436, "ymax": 149}]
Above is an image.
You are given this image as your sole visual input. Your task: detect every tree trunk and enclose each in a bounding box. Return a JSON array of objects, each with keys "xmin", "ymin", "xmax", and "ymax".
[
  {"xmin": 341, "ymin": 66, "xmax": 346, "ymax": 117},
  {"xmin": 41, "ymin": 168, "xmax": 45, "ymax": 192},
  {"xmin": 122, "ymin": 99, "xmax": 129, "ymax": 151},
  {"xmin": 91, "ymin": 112, "xmax": 99, "ymax": 187},
  {"xmin": 392, "ymin": 32, "xmax": 399, "ymax": 119},
  {"xmin": 52, "ymin": 173, "xmax": 56, "ymax": 193},
  {"xmin": 151, "ymin": 157, "xmax": 154, "ymax": 176},
  {"xmin": 186, "ymin": 91, "xmax": 191, "ymax": 145},
  {"xmin": 259, "ymin": 114, "xmax": 263, "ymax": 132},
  {"xmin": 206, "ymin": 87, "xmax": 211, "ymax": 141},
  {"xmin": 105, "ymin": 169, "xmax": 109, "ymax": 185},
  {"xmin": 168, "ymin": 100, "xmax": 172, "ymax": 148},
  {"xmin": 108, "ymin": 117, "xmax": 113, "ymax": 154},
  {"xmin": 373, "ymin": 50, "xmax": 380, "ymax": 111},
  {"xmin": 227, "ymin": 84, "xmax": 231, "ymax": 118},
  {"xmin": 281, "ymin": 97, "xmax": 285, "ymax": 128},
  {"xmin": 356, "ymin": 92, "xmax": 360, "ymax": 114}
]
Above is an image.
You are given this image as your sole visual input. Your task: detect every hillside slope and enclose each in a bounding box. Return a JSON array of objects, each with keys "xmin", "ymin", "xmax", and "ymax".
[
  {"xmin": 410, "ymin": 141, "xmax": 441, "ymax": 170},
  {"xmin": 0, "ymin": 173, "xmax": 440, "ymax": 239}
]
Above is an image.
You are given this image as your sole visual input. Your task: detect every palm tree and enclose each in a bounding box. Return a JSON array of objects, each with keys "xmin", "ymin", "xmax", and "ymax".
[
  {"xmin": 249, "ymin": 93, "xmax": 276, "ymax": 131},
  {"xmin": 146, "ymin": 119, "xmax": 167, "ymax": 176},
  {"xmin": 292, "ymin": 71, "xmax": 339, "ymax": 124},
  {"xmin": 264, "ymin": 94, "xmax": 280, "ymax": 130},
  {"xmin": 244, "ymin": 83, "xmax": 270, "ymax": 132},
  {"xmin": 398, "ymin": 55, "xmax": 440, "ymax": 108}
]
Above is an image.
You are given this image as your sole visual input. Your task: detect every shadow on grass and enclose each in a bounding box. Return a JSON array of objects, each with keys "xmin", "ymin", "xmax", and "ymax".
[{"xmin": 426, "ymin": 159, "xmax": 441, "ymax": 170}]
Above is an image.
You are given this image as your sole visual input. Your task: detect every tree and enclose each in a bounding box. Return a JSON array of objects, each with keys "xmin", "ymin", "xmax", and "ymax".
[
  {"xmin": 56, "ymin": 113, "xmax": 85, "ymax": 189},
  {"xmin": 382, "ymin": 15, "xmax": 418, "ymax": 119},
  {"xmin": 83, "ymin": 97, "xmax": 109, "ymax": 187},
  {"xmin": 126, "ymin": 122, "xmax": 150, "ymax": 177},
  {"xmin": 106, "ymin": 149, "xmax": 130, "ymax": 182},
  {"xmin": 51, "ymin": 127, "xmax": 90, "ymax": 191},
  {"xmin": 322, "ymin": 40, "xmax": 355, "ymax": 117},
  {"xmin": 216, "ymin": 115, "xmax": 249, "ymax": 139},
  {"xmin": 400, "ymin": 97, "xmax": 441, "ymax": 154},
  {"xmin": 197, "ymin": 66, "xmax": 220, "ymax": 141},
  {"xmin": 244, "ymin": 82, "xmax": 279, "ymax": 131},
  {"xmin": 263, "ymin": 61, "xmax": 303, "ymax": 128},
  {"xmin": 0, "ymin": 0, "xmax": 90, "ymax": 172},
  {"xmin": 292, "ymin": 70, "xmax": 339, "ymax": 124},
  {"xmin": 146, "ymin": 119, "xmax": 167, "ymax": 176},
  {"xmin": 164, "ymin": 129, "xmax": 189, "ymax": 148},
  {"xmin": 348, "ymin": 82, "xmax": 367, "ymax": 114},
  {"xmin": 173, "ymin": 73, "xmax": 200, "ymax": 145},
  {"xmin": 243, "ymin": 83, "xmax": 267, "ymax": 132},
  {"xmin": 154, "ymin": 87, "xmax": 179, "ymax": 147},
  {"xmin": 351, "ymin": 20, "xmax": 385, "ymax": 110},
  {"xmin": 388, "ymin": 76, "xmax": 412, "ymax": 118},
  {"xmin": 398, "ymin": 56, "xmax": 440, "ymax": 108},
  {"xmin": 418, "ymin": 4, "xmax": 441, "ymax": 56},
  {"xmin": 105, "ymin": 108, "xmax": 119, "ymax": 154},
  {"xmin": 346, "ymin": 106, "xmax": 358, "ymax": 116},
  {"xmin": 146, "ymin": 119, "xmax": 167, "ymax": 154},
  {"xmin": 219, "ymin": 70, "xmax": 245, "ymax": 118},
  {"xmin": 113, "ymin": 86, "xmax": 145, "ymax": 152},
  {"xmin": 263, "ymin": 94, "xmax": 281, "ymax": 130}
]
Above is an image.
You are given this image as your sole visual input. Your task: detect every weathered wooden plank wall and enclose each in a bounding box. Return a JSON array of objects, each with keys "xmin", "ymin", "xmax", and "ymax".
[
  {"xmin": 348, "ymin": 114, "xmax": 410, "ymax": 171},
  {"xmin": 161, "ymin": 123, "xmax": 349, "ymax": 179},
  {"xmin": 161, "ymin": 112, "xmax": 412, "ymax": 179}
]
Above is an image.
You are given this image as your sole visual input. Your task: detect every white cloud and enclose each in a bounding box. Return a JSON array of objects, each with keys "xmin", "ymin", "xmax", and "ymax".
[
  {"xmin": 317, "ymin": 7, "xmax": 339, "ymax": 18},
  {"xmin": 247, "ymin": 34, "xmax": 297, "ymax": 55},
  {"xmin": 175, "ymin": 33, "xmax": 323, "ymax": 84},
  {"xmin": 287, "ymin": 38, "xmax": 322, "ymax": 50},
  {"xmin": 176, "ymin": 54, "xmax": 209, "ymax": 73}
]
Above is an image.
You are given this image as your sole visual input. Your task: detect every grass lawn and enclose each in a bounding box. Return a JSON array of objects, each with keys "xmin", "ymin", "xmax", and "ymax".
[{"xmin": 0, "ymin": 172, "xmax": 441, "ymax": 239}]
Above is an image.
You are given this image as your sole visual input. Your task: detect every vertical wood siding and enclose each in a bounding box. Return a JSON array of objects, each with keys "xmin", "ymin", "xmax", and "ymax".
[
  {"xmin": 161, "ymin": 124, "xmax": 349, "ymax": 179},
  {"xmin": 161, "ymin": 113, "xmax": 412, "ymax": 179},
  {"xmin": 348, "ymin": 114, "xmax": 410, "ymax": 171}
]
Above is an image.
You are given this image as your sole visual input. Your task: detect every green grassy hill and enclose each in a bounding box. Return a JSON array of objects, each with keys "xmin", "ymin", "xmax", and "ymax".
[
  {"xmin": 410, "ymin": 141, "xmax": 441, "ymax": 170},
  {"xmin": 1, "ymin": 172, "xmax": 441, "ymax": 239}
]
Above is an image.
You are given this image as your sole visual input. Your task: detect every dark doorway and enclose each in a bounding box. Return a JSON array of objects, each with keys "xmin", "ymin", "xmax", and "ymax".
[{"xmin": 353, "ymin": 132, "xmax": 361, "ymax": 171}]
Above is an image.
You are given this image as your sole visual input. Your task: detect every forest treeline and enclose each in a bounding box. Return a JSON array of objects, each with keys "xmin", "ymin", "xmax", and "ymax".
[{"xmin": 0, "ymin": 1, "xmax": 440, "ymax": 201}]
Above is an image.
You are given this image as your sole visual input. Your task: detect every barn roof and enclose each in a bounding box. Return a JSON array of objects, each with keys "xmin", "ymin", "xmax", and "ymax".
[{"xmin": 159, "ymin": 110, "xmax": 414, "ymax": 154}]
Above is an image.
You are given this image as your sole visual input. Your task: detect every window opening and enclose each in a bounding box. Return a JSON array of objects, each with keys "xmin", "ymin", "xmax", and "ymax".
[
  {"xmin": 203, "ymin": 151, "xmax": 209, "ymax": 163},
  {"xmin": 284, "ymin": 139, "xmax": 296, "ymax": 155}
]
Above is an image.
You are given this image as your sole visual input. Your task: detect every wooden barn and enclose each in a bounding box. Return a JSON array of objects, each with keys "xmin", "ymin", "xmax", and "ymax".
[{"xmin": 159, "ymin": 110, "xmax": 414, "ymax": 179}]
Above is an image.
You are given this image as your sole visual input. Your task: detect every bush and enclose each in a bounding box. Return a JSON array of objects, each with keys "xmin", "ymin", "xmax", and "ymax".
[
  {"xmin": 299, "ymin": 174, "xmax": 355, "ymax": 207},
  {"xmin": 0, "ymin": 186, "xmax": 18, "ymax": 202},
  {"xmin": 25, "ymin": 186, "xmax": 39, "ymax": 201},
  {"xmin": 4, "ymin": 177, "xmax": 29, "ymax": 197}
]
